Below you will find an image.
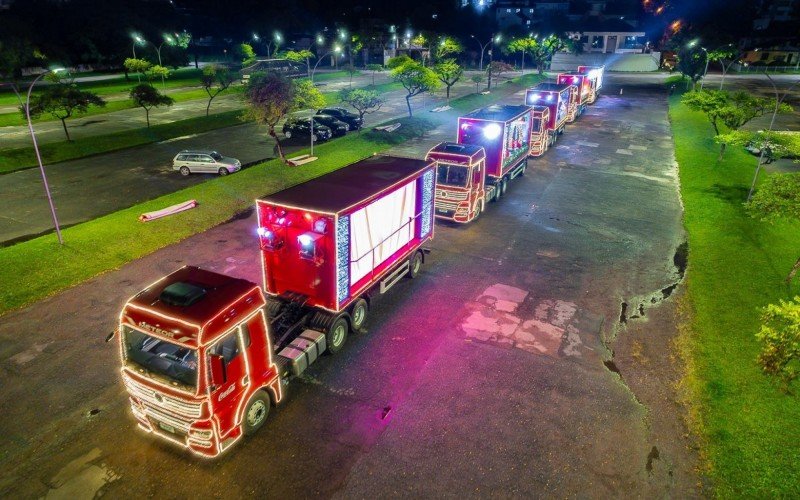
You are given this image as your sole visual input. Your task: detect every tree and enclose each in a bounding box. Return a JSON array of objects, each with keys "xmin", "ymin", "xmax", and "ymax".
[
  {"xmin": 746, "ymin": 152, "xmax": 800, "ymax": 283},
  {"xmin": 713, "ymin": 92, "xmax": 791, "ymax": 160},
  {"xmin": 145, "ymin": 65, "xmax": 170, "ymax": 84},
  {"xmin": 124, "ymin": 57, "xmax": 151, "ymax": 81},
  {"xmin": 0, "ymin": 38, "xmax": 41, "ymax": 106},
  {"xmin": 339, "ymin": 88, "xmax": 386, "ymax": 127},
  {"xmin": 201, "ymin": 64, "xmax": 236, "ymax": 116},
  {"xmin": 506, "ymin": 37, "xmax": 537, "ymax": 74},
  {"xmin": 366, "ymin": 64, "xmax": 383, "ymax": 86},
  {"xmin": 386, "ymin": 54, "xmax": 413, "ymax": 69},
  {"xmin": 528, "ymin": 35, "xmax": 565, "ymax": 75},
  {"xmin": 756, "ymin": 297, "xmax": 800, "ymax": 392},
  {"xmin": 284, "ymin": 49, "xmax": 315, "ymax": 78},
  {"xmin": 242, "ymin": 73, "xmax": 325, "ymax": 163},
  {"xmin": 435, "ymin": 37, "xmax": 463, "ymax": 61},
  {"xmin": 237, "ymin": 43, "xmax": 257, "ymax": 66},
  {"xmin": 433, "ymin": 59, "xmax": 463, "ymax": 102},
  {"xmin": 471, "ymin": 74, "xmax": 484, "ymax": 93},
  {"xmin": 388, "ymin": 57, "xmax": 440, "ymax": 117},
  {"xmin": 706, "ymin": 46, "xmax": 739, "ymax": 90},
  {"xmin": 129, "ymin": 83, "xmax": 174, "ymax": 127},
  {"xmin": 676, "ymin": 46, "xmax": 706, "ymax": 90},
  {"xmin": 486, "ymin": 61, "xmax": 513, "ymax": 90},
  {"xmin": 25, "ymin": 79, "xmax": 106, "ymax": 141},
  {"xmin": 681, "ymin": 90, "xmax": 729, "ymax": 136}
]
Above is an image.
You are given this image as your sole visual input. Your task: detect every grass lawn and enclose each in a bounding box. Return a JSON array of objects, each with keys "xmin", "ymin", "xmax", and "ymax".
[
  {"xmin": 0, "ymin": 111, "xmax": 246, "ymax": 174},
  {"xmin": 670, "ymin": 93, "xmax": 800, "ymax": 496},
  {"xmin": 0, "ymin": 73, "xmax": 544, "ymax": 315}
]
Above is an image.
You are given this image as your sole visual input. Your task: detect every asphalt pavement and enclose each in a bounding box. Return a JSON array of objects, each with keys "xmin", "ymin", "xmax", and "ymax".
[
  {"xmin": 0, "ymin": 72, "xmax": 487, "ymax": 245},
  {"xmin": 0, "ymin": 74, "xmax": 701, "ymax": 497}
]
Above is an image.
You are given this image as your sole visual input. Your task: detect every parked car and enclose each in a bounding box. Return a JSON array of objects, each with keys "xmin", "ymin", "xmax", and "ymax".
[
  {"xmin": 282, "ymin": 118, "xmax": 333, "ymax": 142},
  {"xmin": 745, "ymin": 131, "xmax": 799, "ymax": 164},
  {"xmin": 313, "ymin": 114, "xmax": 349, "ymax": 137},
  {"xmin": 172, "ymin": 150, "xmax": 241, "ymax": 176},
  {"xmin": 317, "ymin": 107, "xmax": 363, "ymax": 130}
]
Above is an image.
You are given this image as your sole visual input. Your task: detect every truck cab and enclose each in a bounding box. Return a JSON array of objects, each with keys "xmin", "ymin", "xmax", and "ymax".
[
  {"xmin": 426, "ymin": 142, "xmax": 489, "ymax": 223},
  {"xmin": 118, "ymin": 266, "xmax": 283, "ymax": 458},
  {"xmin": 529, "ymin": 105, "xmax": 552, "ymax": 157}
]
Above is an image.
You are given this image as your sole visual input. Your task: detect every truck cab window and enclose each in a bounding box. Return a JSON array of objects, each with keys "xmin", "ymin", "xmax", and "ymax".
[{"xmin": 210, "ymin": 333, "xmax": 240, "ymax": 362}]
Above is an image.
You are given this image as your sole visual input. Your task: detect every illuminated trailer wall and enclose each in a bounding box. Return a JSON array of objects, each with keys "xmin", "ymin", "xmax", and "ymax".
[
  {"xmin": 525, "ymin": 83, "xmax": 571, "ymax": 136},
  {"xmin": 457, "ymin": 104, "xmax": 532, "ymax": 179},
  {"xmin": 578, "ymin": 65, "xmax": 604, "ymax": 103},
  {"xmin": 557, "ymin": 73, "xmax": 592, "ymax": 106},
  {"xmin": 256, "ymin": 155, "xmax": 435, "ymax": 313}
]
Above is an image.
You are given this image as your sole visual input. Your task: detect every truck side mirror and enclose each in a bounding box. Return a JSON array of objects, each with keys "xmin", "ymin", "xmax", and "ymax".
[{"xmin": 209, "ymin": 354, "xmax": 227, "ymax": 386}]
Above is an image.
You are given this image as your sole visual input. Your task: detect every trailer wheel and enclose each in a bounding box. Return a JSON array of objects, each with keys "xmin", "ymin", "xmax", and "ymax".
[
  {"xmin": 326, "ymin": 316, "xmax": 349, "ymax": 354},
  {"xmin": 408, "ymin": 251, "xmax": 423, "ymax": 279},
  {"xmin": 350, "ymin": 299, "xmax": 369, "ymax": 332},
  {"xmin": 243, "ymin": 391, "xmax": 271, "ymax": 436}
]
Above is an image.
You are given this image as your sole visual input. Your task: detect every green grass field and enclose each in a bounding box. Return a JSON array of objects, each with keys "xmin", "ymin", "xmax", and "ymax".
[
  {"xmin": 0, "ymin": 73, "xmax": 544, "ymax": 315},
  {"xmin": 670, "ymin": 93, "xmax": 800, "ymax": 496}
]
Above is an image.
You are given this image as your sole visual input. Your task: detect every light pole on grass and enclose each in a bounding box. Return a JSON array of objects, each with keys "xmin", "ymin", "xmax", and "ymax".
[
  {"xmin": 131, "ymin": 34, "xmax": 145, "ymax": 83},
  {"xmin": 310, "ymin": 45, "xmax": 342, "ymax": 82},
  {"xmin": 747, "ymin": 75, "xmax": 800, "ymax": 201},
  {"xmin": 25, "ymin": 68, "xmax": 66, "ymax": 245},
  {"xmin": 138, "ymin": 34, "xmax": 175, "ymax": 89},
  {"xmin": 471, "ymin": 34, "xmax": 493, "ymax": 71}
]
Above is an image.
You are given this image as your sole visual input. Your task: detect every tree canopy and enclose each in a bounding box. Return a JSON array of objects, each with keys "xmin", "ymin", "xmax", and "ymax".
[
  {"xmin": 25, "ymin": 81, "xmax": 106, "ymax": 141},
  {"xmin": 388, "ymin": 56, "xmax": 440, "ymax": 117}
]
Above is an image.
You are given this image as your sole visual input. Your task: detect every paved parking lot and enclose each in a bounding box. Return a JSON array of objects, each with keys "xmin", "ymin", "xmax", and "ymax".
[{"xmin": 0, "ymin": 74, "xmax": 699, "ymax": 497}]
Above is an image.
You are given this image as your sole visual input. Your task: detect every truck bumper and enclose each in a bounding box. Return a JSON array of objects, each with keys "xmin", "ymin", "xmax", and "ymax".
[{"xmin": 129, "ymin": 396, "xmax": 223, "ymax": 458}]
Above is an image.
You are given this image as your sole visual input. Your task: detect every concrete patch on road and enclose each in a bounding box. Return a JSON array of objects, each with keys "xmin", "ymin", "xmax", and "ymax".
[
  {"xmin": 461, "ymin": 284, "xmax": 583, "ymax": 358},
  {"xmin": 44, "ymin": 448, "xmax": 118, "ymax": 500},
  {"xmin": 9, "ymin": 341, "xmax": 52, "ymax": 365},
  {"xmin": 616, "ymin": 149, "xmax": 633, "ymax": 155}
]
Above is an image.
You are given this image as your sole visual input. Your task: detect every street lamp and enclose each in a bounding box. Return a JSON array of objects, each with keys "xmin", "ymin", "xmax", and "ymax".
[
  {"xmin": 747, "ymin": 75, "xmax": 800, "ymax": 200},
  {"xmin": 131, "ymin": 34, "xmax": 144, "ymax": 83},
  {"xmin": 310, "ymin": 45, "xmax": 342, "ymax": 82},
  {"xmin": 137, "ymin": 34, "xmax": 175, "ymax": 88},
  {"xmin": 25, "ymin": 68, "xmax": 66, "ymax": 245},
  {"xmin": 471, "ymin": 34, "xmax": 494, "ymax": 71}
]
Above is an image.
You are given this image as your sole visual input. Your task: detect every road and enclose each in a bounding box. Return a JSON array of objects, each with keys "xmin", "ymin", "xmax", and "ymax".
[
  {"xmin": 0, "ymin": 72, "xmax": 493, "ymax": 245},
  {"xmin": 0, "ymin": 74, "xmax": 700, "ymax": 497}
]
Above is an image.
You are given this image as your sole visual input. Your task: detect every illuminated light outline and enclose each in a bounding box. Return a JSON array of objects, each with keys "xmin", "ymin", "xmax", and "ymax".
[
  {"xmin": 420, "ymin": 169, "xmax": 434, "ymax": 237},
  {"xmin": 426, "ymin": 143, "xmax": 489, "ymax": 224},
  {"xmin": 121, "ymin": 286, "xmax": 281, "ymax": 458},
  {"xmin": 336, "ymin": 214, "xmax": 351, "ymax": 305}
]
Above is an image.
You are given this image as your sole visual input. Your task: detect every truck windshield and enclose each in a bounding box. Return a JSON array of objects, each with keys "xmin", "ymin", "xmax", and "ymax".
[
  {"xmin": 123, "ymin": 326, "xmax": 198, "ymax": 388},
  {"xmin": 436, "ymin": 163, "xmax": 469, "ymax": 187}
]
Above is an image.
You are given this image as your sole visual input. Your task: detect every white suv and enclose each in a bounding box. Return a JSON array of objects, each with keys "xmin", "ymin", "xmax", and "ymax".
[{"xmin": 172, "ymin": 150, "xmax": 241, "ymax": 176}]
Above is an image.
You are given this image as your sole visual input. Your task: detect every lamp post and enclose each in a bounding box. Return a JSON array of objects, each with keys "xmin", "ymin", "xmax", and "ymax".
[
  {"xmin": 131, "ymin": 35, "xmax": 144, "ymax": 83},
  {"xmin": 138, "ymin": 35, "xmax": 175, "ymax": 88},
  {"xmin": 486, "ymin": 34, "xmax": 501, "ymax": 89},
  {"xmin": 25, "ymin": 69, "xmax": 65, "ymax": 245},
  {"xmin": 747, "ymin": 75, "xmax": 800, "ymax": 200},
  {"xmin": 471, "ymin": 34, "xmax": 494, "ymax": 71},
  {"xmin": 310, "ymin": 45, "xmax": 341, "ymax": 82}
]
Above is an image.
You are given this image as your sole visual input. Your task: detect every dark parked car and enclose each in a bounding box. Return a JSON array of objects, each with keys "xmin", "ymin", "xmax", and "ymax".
[
  {"xmin": 313, "ymin": 114, "xmax": 349, "ymax": 137},
  {"xmin": 282, "ymin": 118, "xmax": 332, "ymax": 142},
  {"xmin": 317, "ymin": 107, "xmax": 362, "ymax": 130}
]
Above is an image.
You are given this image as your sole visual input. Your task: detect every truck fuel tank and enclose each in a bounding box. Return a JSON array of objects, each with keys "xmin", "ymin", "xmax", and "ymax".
[{"xmin": 277, "ymin": 329, "xmax": 328, "ymax": 377}]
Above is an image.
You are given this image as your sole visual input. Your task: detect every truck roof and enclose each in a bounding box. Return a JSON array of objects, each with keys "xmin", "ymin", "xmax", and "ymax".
[
  {"xmin": 533, "ymin": 82, "xmax": 571, "ymax": 92},
  {"xmin": 259, "ymin": 155, "xmax": 432, "ymax": 214},
  {"xmin": 124, "ymin": 266, "xmax": 263, "ymax": 347},
  {"xmin": 427, "ymin": 141, "xmax": 485, "ymax": 159},
  {"xmin": 460, "ymin": 104, "xmax": 531, "ymax": 123}
]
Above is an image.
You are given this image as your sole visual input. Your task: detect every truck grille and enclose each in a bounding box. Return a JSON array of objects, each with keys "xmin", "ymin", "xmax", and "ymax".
[
  {"xmin": 436, "ymin": 190, "xmax": 468, "ymax": 201},
  {"xmin": 435, "ymin": 200, "xmax": 460, "ymax": 211},
  {"xmin": 123, "ymin": 372, "xmax": 203, "ymax": 419}
]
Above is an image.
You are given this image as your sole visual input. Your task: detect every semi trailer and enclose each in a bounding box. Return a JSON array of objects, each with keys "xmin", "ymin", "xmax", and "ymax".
[
  {"xmin": 116, "ymin": 155, "xmax": 436, "ymax": 458},
  {"xmin": 525, "ymin": 83, "xmax": 571, "ymax": 144},
  {"xmin": 556, "ymin": 72, "xmax": 592, "ymax": 120}
]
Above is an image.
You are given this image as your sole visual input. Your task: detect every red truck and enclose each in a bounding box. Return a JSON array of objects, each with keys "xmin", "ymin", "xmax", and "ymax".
[
  {"xmin": 577, "ymin": 65, "xmax": 604, "ymax": 103},
  {"xmin": 116, "ymin": 155, "xmax": 435, "ymax": 458},
  {"xmin": 524, "ymin": 83, "xmax": 571, "ymax": 145},
  {"xmin": 557, "ymin": 72, "xmax": 592, "ymax": 121},
  {"xmin": 425, "ymin": 105, "xmax": 531, "ymax": 223}
]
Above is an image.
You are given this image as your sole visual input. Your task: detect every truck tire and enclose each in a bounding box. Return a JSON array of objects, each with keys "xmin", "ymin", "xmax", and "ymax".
[
  {"xmin": 242, "ymin": 391, "xmax": 271, "ymax": 436},
  {"xmin": 408, "ymin": 251, "xmax": 423, "ymax": 279},
  {"xmin": 350, "ymin": 298, "xmax": 369, "ymax": 332},
  {"xmin": 326, "ymin": 316, "xmax": 349, "ymax": 354},
  {"xmin": 472, "ymin": 201, "xmax": 483, "ymax": 221}
]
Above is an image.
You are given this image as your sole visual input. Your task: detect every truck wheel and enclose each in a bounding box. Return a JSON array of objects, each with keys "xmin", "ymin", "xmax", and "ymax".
[
  {"xmin": 243, "ymin": 391, "xmax": 271, "ymax": 436},
  {"xmin": 408, "ymin": 251, "xmax": 423, "ymax": 279},
  {"xmin": 350, "ymin": 299, "xmax": 369, "ymax": 332},
  {"xmin": 326, "ymin": 316, "xmax": 349, "ymax": 354},
  {"xmin": 179, "ymin": 166, "xmax": 190, "ymax": 176},
  {"xmin": 472, "ymin": 201, "xmax": 483, "ymax": 221}
]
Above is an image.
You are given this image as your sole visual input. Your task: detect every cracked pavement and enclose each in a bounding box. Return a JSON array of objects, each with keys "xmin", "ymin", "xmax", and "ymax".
[{"xmin": 0, "ymin": 73, "xmax": 699, "ymax": 497}]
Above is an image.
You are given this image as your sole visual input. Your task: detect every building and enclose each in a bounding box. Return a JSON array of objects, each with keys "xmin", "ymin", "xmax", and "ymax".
[
  {"xmin": 566, "ymin": 19, "xmax": 646, "ymax": 53},
  {"xmin": 493, "ymin": 0, "xmax": 640, "ymax": 31}
]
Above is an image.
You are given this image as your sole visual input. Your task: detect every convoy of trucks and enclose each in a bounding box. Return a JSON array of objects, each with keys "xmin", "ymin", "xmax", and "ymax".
[{"xmin": 117, "ymin": 68, "xmax": 603, "ymax": 456}]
